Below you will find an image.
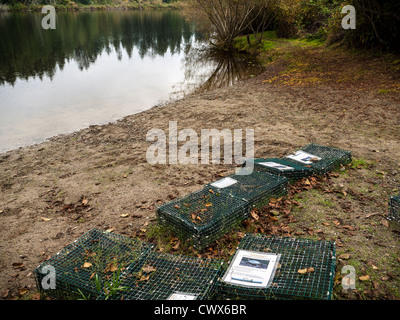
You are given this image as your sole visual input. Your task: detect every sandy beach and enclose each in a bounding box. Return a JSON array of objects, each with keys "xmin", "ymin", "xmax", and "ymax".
[{"xmin": 1, "ymin": 43, "xmax": 400, "ymax": 299}]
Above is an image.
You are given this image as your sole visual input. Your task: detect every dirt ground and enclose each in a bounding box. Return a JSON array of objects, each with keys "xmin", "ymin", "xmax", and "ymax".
[{"xmin": 0, "ymin": 40, "xmax": 399, "ymax": 300}]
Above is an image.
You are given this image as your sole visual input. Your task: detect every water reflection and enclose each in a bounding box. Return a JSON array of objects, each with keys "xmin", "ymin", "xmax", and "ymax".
[
  {"xmin": 0, "ymin": 10, "xmax": 202, "ymax": 85},
  {"xmin": 0, "ymin": 10, "xmax": 263, "ymax": 153},
  {"xmin": 178, "ymin": 46, "xmax": 263, "ymax": 97}
]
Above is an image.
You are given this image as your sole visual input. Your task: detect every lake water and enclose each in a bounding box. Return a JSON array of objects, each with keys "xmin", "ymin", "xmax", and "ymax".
[{"xmin": 0, "ymin": 9, "xmax": 262, "ymax": 153}]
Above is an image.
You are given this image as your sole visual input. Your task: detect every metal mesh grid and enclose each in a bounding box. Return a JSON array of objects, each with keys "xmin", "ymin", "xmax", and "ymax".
[
  {"xmin": 388, "ymin": 194, "xmax": 400, "ymax": 223},
  {"xmin": 205, "ymin": 169, "xmax": 289, "ymax": 209},
  {"xmin": 33, "ymin": 228, "xmax": 154, "ymax": 300},
  {"xmin": 243, "ymin": 158, "xmax": 314, "ymax": 182},
  {"xmin": 156, "ymin": 188, "xmax": 249, "ymax": 250},
  {"xmin": 216, "ymin": 234, "xmax": 336, "ymax": 300},
  {"xmin": 98, "ymin": 251, "xmax": 224, "ymax": 300},
  {"xmin": 284, "ymin": 143, "xmax": 352, "ymax": 176}
]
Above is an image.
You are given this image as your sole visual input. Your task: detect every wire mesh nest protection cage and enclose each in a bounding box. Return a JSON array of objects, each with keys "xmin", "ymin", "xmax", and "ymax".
[
  {"xmin": 216, "ymin": 234, "xmax": 336, "ymax": 300},
  {"xmin": 34, "ymin": 228, "xmax": 154, "ymax": 300},
  {"xmin": 156, "ymin": 188, "xmax": 249, "ymax": 250},
  {"xmin": 242, "ymin": 158, "xmax": 314, "ymax": 182},
  {"xmin": 205, "ymin": 168, "xmax": 289, "ymax": 210},
  {"xmin": 98, "ymin": 251, "xmax": 224, "ymax": 300},
  {"xmin": 284, "ymin": 143, "xmax": 352, "ymax": 176},
  {"xmin": 388, "ymin": 194, "xmax": 400, "ymax": 223}
]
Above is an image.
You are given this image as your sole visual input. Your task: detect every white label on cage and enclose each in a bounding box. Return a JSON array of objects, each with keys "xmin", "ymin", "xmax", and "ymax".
[
  {"xmin": 222, "ymin": 250, "xmax": 280, "ymax": 288},
  {"xmin": 210, "ymin": 177, "xmax": 238, "ymax": 189},
  {"xmin": 258, "ymin": 162, "xmax": 294, "ymax": 171},
  {"xmin": 167, "ymin": 292, "xmax": 197, "ymax": 300},
  {"xmin": 286, "ymin": 150, "xmax": 321, "ymax": 164}
]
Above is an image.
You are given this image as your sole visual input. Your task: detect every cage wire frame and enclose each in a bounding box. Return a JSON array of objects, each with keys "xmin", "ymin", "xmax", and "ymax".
[
  {"xmin": 242, "ymin": 158, "xmax": 314, "ymax": 182},
  {"xmin": 284, "ymin": 143, "xmax": 352, "ymax": 176},
  {"xmin": 156, "ymin": 188, "xmax": 249, "ymax": 250},
  {"xmin": 34, "ymin": 228, "xmax": 154, "ymax": 300},
  {"xmin": 216, "ymin": 234, "xmax": 336, "ymax": 300},
  {"xmin": 205, "ymin": 168, "xmax": 289, "ymax": 210},
  {"xmin": 98, "ymin": 251, "xmax": 224, "ymax": 300},
  {"xmin": 388, "ymin": 194, "xmax": 400, "ymax": 223}
]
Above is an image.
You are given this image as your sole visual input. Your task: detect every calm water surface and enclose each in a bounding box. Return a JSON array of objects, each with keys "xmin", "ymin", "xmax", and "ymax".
[{"xmin": 0, "ymin": 10, "xmax": 262, "ymax": 153}]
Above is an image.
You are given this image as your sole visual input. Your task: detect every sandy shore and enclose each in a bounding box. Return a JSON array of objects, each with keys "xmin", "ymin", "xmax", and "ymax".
[{"xmin": 1, "ymin": 54, "xmax": 400, "ymax": 299}]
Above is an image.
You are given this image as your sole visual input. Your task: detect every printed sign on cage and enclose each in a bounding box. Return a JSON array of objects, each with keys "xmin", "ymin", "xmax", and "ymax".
[{"xmin": 146, "ymin": 121, "xmax": 254, "ymax": 175}]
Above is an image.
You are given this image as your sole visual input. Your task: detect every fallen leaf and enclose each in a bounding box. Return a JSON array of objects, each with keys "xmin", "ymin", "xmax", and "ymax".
[
  {"xmin": 1, "ymin": 290, "xmax": 9, "ymax": 298},
  {"xmin": 365, "ymin": 213, "xmax": 380, "ymax": 219},
  {"xmin": 191, "ymin": 213, "xmax": 196, "ymax": 220},
  {"xmin": 251, "ymin": 211, "xmax": 259, "ymax": 220},
  {"xmin": 12, "ymin": 262, "xmax": 25, "ymax": 269},
  {"xmin": 209, "ymin": 189, "xmax": 214, "ymax": 194},
  {"xmin": 307, "ymin": 267, "xmax": 315, "ymax": 273},
  {"xmin": 174, "ymin": 205, "xmax": 180, "ymax": 210},
  {"xmin": 380, "ymin": 219, "xmax": 389, "ymax": 228},
  {"xmin": 106, "ymin": 228, "xmax": 114, "ymax": 233},
  {"xmin": 204, "ymin": 203, "xmax": 212, "ymax": 207},
  {"xmin": 339, "ymin": 253, "xmax": 351, "ymax": 260},
  {"xmin": 83, "ymin": 262, "xmax": 92, "ymax": 268},
  {"xmin": 121, "ymin": 213, "xmax": 129, "ymax": 218},
  {"xmin": 19, "ymin": 289, "xmax": 28, "ymax": 296},
  {"xmin": 333, "ymin": 220, "xmax": 341, "ymax": 226},
  {"xmin": 359, "ymin": 275, "xmax": 370, "ymax": 281},
  {"xmin": 31, "ymin": 293, "xmax": 41, "ymax": 300},
  {"xmin": 138, "ymin": 274, "xmax": 150, "ymax": 281},
  {"xmin": 82, "ymin": 198, "xmax": 88, "ymax": 206},
  {"xmin": 40, "ymin": 217, "xmax": 52, "ymax": 222},
  {"xmin": 142, "ymin": 265, "xmax": 156, "ymax": 273},
  {"xmin": 298, "ymin": 268, "xmax": 308, "ymax": 274},
  {"xmin": 172, "ymin": 241, "xmax": 180, "ymax": 250},
  {"xmin": 336, "ymin": 240, "xmax": 344, "ymax": 247},
  {"xmin": 140, "ymin": 228, "xmax": 146, "ymax": 233}
]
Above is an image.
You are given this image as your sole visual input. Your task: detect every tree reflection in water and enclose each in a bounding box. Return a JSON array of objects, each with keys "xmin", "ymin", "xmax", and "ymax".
[{"xmin": 171, "ymin": 44, "xmax": 264, "ymax": 100}]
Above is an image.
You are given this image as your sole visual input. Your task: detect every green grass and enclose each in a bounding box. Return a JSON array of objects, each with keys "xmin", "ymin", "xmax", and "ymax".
[{"xmin": 234, "ymin": 31, "xmax": 278, "ymax": 53}]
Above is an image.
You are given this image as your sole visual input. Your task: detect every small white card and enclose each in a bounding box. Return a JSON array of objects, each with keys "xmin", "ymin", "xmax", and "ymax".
[
  {"xmin": 210, "ymin": 177, "xmax": 238, "ymax": 189},
  {"xmin": 286, "ymin": 150, "xmax": 321, "ymax": 164},
  {"xmin": 167, "ymin": 292, "xmax": 197, "ymax": 300},
  {"xmin": 222, "ymin": 250, "xmax": 280, "ymax": 288},
  {"xmin": 258, "ymin": 162, "xmax": 294, "ymax": 171}
]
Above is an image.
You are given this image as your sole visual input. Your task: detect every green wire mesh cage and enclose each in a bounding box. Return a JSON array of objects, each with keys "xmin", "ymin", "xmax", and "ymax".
[
  {"xmin": 388, "ymin": 194, "xmax": 400, "ymax": 223},
  {"xmin": 216, "ymin": 234, "xmax": 336, "ymax": 300},
  {"xmin": 284, "ymin": 143, "xmax": 352, "ymax": 176},
  {"xmin": 98, "ymin": 251, "xmax": 224, "ymax": 300},
  {"xmin": 205, "ymin": 168, "xmax": 289, "ymax": 210},
  {"xmin": 34, "ymin": 228, "xmax": 154, "ymax": 300},
  {"xmin": 242, "ymin": 158, "xmax": 314, "ymax": 182},
  {"xmin": 156, "ymin": 188, "xmax": 249, "ymax": 250}
]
